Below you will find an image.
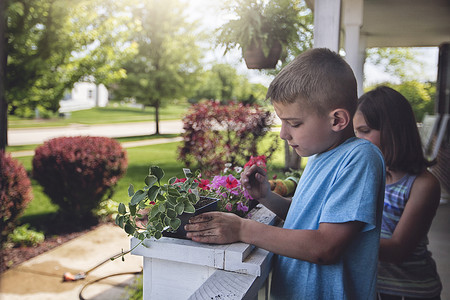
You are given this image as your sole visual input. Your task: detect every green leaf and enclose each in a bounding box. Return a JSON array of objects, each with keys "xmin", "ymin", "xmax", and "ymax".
[
  {"xmin": 124, "ymin": 223, "xmax": 135, "ymax": 235},
  {"xmin": 167, "ymin": 195, "xmax": 177, "ymax": 205},
  {"xmin": 154, "ymin": 231, "xmax": 162, "ymax": 239},
  {"xmin": 118, "ymin": 203, "xmax": 126, "ymax": 215},
  {"xmin": 166, "ymin": 208, "xmax": 177, "ymax": 219},
  {"xmin": 138, "ymin": 232, "xmax": 146, "ymax": 241},
  {"xmin": 128, "ymin": 184, "xmax": 135, "ymax": 197},
  {"xmin": 168, "ymin": 177, "xmax": 176, "ymax": 185},
  {"xmin": 147, "ymin": 186, "xmax": 160, "ymax": 202},
  {"xmin": 164, "ymin": 216, "xmax": 171, "ymax": 227},
  {"xmin": 150, "ymin": 207, "xmax": 160, "ymax": 219},
  {"xmin": 145, "ymin": 175, "xmax": 158, "ymax": 187},
  {"xmin": 129, "ymin": 204, "xmax": 137, "ymax": 216},
  {"xmin": 188, "ymin": 193, "xmax": 198, "ymax": 203},
  {"xmin": 168, "ymin": 187, "xmax": 181, "ymax": 197},
  {"xmin": 170, "ymin": 218, "xmax": 181, "ymax": 230},
  {"xmin": 158, "ymin": 202, "xmax": 166, "ymax": 213},
  {"xmin": 175, "ymin": 203, "xmax": 184, "ymax": 215},
  {"xmin": 184, "ymin": 202, "xmax": 195, "ymax": 213},
  {"xmin": 115, "ymin": 214, "xmax": 124, "ymax": 228},
  {"xmin": 156, "ymin": 193, "xmax": 165, "ymax": 201},
  {"xmin": 150, "ymin": 166, "xmax": 165, "ymax": 181},
  {"xmin": 155, "ymin": 222, "xmax": 163, "ymax": 232},
  {"xmin": 130, "ymin": 190, "xmax": 147, "ymax": 206}
]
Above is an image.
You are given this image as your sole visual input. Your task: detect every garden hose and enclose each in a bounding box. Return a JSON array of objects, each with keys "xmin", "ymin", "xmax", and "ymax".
[
  {"xmin": 61, "ymin": 252, "xmax": 142, "ymax": 300},
  {"xmin": 78, "ymin": 270, "xmax": 142, "ymax": 300}
]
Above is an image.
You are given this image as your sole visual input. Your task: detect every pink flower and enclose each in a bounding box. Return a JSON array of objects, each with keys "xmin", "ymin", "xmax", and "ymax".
[
  {"xmin": 237, "ymin": 202, "xmax": 248, "ymax": 212},
  {"xmin": 225, "ymin": 202, "xmax": 233, "ymax": 212},
  {"xmin": 209, "ymin": 175, "xmax": 227, "ymax": 189}
]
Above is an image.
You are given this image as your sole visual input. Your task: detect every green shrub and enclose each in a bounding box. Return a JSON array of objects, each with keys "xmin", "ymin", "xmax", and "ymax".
[
  {"xmin": 0, "ymin": 152, "xmax": 33, "ymax": 243},
  {"xmin": 8, "ymin": 224, "xmax": 45, "ymax": 247},
  {"xmin": 32, "ymin": 136, "xmax": 128, "ymax": 220}
]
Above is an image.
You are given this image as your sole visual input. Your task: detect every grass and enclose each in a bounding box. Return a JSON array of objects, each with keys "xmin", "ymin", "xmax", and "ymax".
[
  {"xmin": 15, "ymin": 133, "xmax": 287, "ymax": 232},
  {"xmin": 5, "ymin": 133, "xmax": 180, "ymax": 153},
  {"xmin": 8, "ymin": 101, "xmax": 190, "ymax": 129}
]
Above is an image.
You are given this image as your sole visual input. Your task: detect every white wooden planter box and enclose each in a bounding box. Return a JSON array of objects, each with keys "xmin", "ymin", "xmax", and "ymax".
[{"xmin": 131, "ymin": 204, "xmax": 278, "ymax": 300}]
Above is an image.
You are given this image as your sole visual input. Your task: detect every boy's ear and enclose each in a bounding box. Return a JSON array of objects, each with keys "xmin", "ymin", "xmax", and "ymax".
[{"xmin": 329, "ymin": 109, "xmax": 351, "ymax": 131}]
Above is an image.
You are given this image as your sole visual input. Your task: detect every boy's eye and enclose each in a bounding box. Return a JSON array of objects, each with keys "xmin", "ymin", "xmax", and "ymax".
[{"xmin": 288, "ymin": 122, "xmax": 302, "ymax": 128}]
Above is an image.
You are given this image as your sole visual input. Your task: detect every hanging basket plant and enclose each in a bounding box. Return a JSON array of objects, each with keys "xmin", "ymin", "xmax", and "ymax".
[
  {"xmin": 243, "ymin": 39, "xmax": 282, "ymax": 69},
  {"xmin": 216, "ymin": 0, "xmax": 309, "ymax": 70}
]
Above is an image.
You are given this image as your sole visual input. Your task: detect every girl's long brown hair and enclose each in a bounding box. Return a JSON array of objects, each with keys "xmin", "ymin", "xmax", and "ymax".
[{"xmin": 357, "ymin": 86, "xmax": 435, "ymax": 174}]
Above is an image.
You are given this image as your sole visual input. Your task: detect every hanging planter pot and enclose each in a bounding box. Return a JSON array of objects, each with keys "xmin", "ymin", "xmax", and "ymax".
[
  {"xmin": 163, "ymin": 196, "xmax": 218, "ymax": 239},
  {"xmin": 243, "ymin": 40, "xmax": 282, "ymax": 69}
]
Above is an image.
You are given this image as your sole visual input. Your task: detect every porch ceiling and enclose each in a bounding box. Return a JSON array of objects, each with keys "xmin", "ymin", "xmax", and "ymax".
[{"xmin": 306, "ymin": 0, "xmax": 450, "ymax": 48}]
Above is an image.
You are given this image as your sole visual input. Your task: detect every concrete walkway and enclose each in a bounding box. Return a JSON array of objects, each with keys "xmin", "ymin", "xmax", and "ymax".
[{"xmin": 0, "ymin": 224, "xmax": 142, "ymax": 300}]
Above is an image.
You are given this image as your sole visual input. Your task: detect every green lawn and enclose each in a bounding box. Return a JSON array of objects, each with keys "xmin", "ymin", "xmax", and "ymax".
[
  {"xmin": 15, "ymin": 134, "xmax": 287, "ymax": 230},
  {"xmin": 8, "ymin": 101, "xmax": 190, "ymax": 129}
]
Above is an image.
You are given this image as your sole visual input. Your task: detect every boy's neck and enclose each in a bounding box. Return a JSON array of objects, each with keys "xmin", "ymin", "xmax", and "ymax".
[{"xmin": 322, "ymin": 127, "xmax": 355, "ymax": 154}]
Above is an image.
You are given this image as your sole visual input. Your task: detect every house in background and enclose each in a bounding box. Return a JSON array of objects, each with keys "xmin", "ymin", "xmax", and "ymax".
[{"xmin": 59, "ymin": 82, "xmax": 108, "ymax": 113}]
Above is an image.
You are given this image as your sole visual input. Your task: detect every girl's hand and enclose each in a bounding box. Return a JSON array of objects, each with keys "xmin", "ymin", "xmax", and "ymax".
[
  {"xmin": 240, "ymin": 165, "xmax": 271, "ymax": 200},
  {"xmin": 185, "ymin": 212, "xmax": 243, "ymax": 244}
]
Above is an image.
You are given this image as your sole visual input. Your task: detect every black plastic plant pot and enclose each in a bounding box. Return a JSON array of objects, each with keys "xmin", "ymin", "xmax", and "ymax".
[{"xmin": 163, "ymin": 196, "xmax": 218, "ymax": 239}]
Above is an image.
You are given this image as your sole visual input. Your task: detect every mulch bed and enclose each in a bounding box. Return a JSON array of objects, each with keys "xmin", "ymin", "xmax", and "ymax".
[{"xmin": 0, "ymin": 220, "xmax": 108, "ymax": 274}]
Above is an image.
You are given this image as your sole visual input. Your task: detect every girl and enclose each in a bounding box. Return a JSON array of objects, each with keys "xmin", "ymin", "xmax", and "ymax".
[{"xmin": 354, "ymin": 86, "xmax": 442, "ymax": 300}]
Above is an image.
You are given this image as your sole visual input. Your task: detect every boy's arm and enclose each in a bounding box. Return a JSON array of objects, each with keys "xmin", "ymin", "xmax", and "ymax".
[
  {"xmin": 186, "ymin": 212, "xmax": 364, "ymax": 265},
  {"xmin": 256, "ymin": 190, "xmax": 292, "ymax": 220}
]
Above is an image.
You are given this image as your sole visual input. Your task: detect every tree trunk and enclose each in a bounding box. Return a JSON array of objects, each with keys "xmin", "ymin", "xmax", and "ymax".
[
  {"xmin": 284, "ymin": 140, "xmax": 301, "ymax": 171},
  {"xmin": 154, "ymin": 102, "xmax": 160, "ymax": 135},
  {"xmin": 0, "ymin": 0, "xmax": 7, "ymax": 150}
]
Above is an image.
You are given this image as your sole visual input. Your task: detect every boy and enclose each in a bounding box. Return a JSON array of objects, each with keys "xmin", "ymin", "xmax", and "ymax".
[{"xmin": 185, "ymin": 48, "xmax": 385, "ymax": 299}]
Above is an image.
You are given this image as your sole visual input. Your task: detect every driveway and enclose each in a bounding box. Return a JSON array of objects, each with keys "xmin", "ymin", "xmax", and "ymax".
[{"xmin": 7, "ymin": 120, "xmax": 184, "ymax": 146}]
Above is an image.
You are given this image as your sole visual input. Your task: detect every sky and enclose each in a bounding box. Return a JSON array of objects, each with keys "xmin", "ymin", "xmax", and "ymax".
[{"xmin": 186, "ymin": 0, "xmax": 440, "ymax": 87}]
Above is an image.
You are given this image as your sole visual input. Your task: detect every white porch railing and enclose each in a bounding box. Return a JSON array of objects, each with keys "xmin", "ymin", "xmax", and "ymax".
[{"xmin": 131, "ymin": 204, "xmax": 279, "ymax": 300}]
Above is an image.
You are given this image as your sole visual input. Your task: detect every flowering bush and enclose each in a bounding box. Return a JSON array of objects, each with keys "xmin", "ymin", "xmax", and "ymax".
[
  {"xmin": 178, "ymin": 100, "xmax": 278, "ymax": 177},
  {"xmin": 32, "ymin": 136, "xmax": 127, "ymax": 220},
  {"xmin": 0, "ymin": 152, "xmax": 33, "ymax": 242}
]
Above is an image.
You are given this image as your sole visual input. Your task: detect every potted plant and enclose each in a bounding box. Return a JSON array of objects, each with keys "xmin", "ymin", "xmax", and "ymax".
[
  {"xmin": 115, "ymin": 166, "xmax": 218, "ymax": 248},
  {"xmin": 216, "ymin": 0, "xmax": 305, "ymax": 69},
  {"xmin": 113, "ymin": 156, "xmax": 268, "ymax": 260}
]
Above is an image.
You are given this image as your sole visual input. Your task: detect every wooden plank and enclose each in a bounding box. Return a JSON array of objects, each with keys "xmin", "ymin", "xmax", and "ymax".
[
  {"xmin": 131, "ymin": 237, "xmax": 227, "ymax": 269},
  {"xmin": 225, "ymin": 247, "xmax": 274, "ymax": 276},
  {"xmin": 188, "ymin": 270, "xmax": 259, "ymax": 300},
  {"xmin": 143, "ymin": 257, "xmax": 217, "ymax": 300}
]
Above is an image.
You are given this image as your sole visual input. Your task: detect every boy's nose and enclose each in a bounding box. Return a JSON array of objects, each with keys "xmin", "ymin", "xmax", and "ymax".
[{"xmin": 279, "ymin": 124, "xmax": 291, "ymax": 141}]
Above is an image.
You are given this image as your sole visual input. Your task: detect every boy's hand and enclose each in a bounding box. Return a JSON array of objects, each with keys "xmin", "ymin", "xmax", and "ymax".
[
  {"xmin": 240, "ymin": 165, "xmax": 271, "ymax": 200},
  {"xmin": 185, "ymin": 212, "xmax": 243, "ymax": 244}
]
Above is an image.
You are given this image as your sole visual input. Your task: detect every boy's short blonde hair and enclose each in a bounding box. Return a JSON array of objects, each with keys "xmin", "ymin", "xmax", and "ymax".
[{"xmin": 266, "ymin": 48, "xmax": 357, "ymax": 117}]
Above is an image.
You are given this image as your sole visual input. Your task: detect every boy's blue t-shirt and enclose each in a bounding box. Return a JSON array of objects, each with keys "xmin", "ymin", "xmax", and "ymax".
[{"xmin": 271, "ymin": 137, "xmax": 385, "ymax": 300}]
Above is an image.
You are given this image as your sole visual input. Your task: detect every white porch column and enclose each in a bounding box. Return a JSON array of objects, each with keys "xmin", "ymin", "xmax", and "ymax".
[
  {"xmin": 343, "ymin": 0, "xmax": 365, "ymax": 96},
  {"xmin": 313, "ymin": 0, "xmax": 341, "ymax": 52}
]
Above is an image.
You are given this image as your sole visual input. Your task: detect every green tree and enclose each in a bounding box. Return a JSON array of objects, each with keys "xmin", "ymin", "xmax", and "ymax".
[
  {"xmin": 192, "ymin": 63, "xmax": 268, "ymax": 104},
  {"xmin": 366, "ymin": 81, "xmax": 436, "ymax": 122},
  {"xmin": 365, "ymin": 47, "xmax": 425, "ymax": 82},
  {"xmin": 5, "ymin": 0, "xmax": 135, "ymax": 118},
  {"xmin": 110, "ymin": 0, "xmax": 203, "ymax": 135}
]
